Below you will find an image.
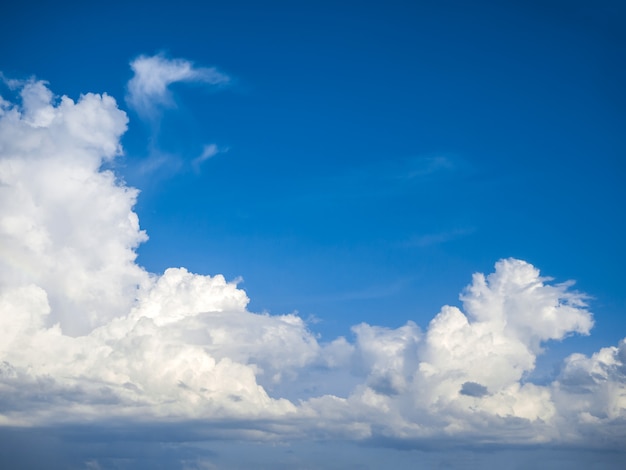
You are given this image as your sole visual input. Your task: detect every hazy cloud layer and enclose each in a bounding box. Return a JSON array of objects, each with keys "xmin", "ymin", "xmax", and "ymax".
[{"xmin": 0, "ymin": 76, "xmax": 624, "ymax": 452}]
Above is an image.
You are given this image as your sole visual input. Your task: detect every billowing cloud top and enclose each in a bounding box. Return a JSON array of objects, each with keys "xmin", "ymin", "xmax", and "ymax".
[
  {"xmin": 126, "ymin": 54, "xmax": 230, "ymax": 118},
  {"xmin": 0, "ymin": 73, "xmax": 625, "ymax": 450}
]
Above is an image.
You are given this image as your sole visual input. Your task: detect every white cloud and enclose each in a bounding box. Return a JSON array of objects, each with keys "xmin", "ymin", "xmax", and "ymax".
[
  {"xmin": 0, "ymin": 79, "xmax": 145, "ymax": 336},
  {"xmin": 126, "ymin": 54, "xmax": 230, "ymax": 118},
  {"xmin": 553, "ymin": 338, "xmax": 626, "ymax": 446},
  {"xmin": 0, "ymin": 75, "xmax": 624, "ymax": 452},
  {"xmin": 297, "ymin": 259, "xmax": 601, "ymax": 444},
  {"xmin": 351, "ymin": 322, "xmax": 421, "ymax": 395},
  {"xmin": 418, "ymin": 259, "xmax": 593, "ymax": 401},
  {"xmin": 192, "ymin": 143, "xmax": 222, "ymax": 172}
]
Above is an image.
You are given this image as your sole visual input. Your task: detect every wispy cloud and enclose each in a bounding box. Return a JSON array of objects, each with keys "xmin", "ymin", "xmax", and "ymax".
[
  {"xmin": 289, "ymin": 277, "xmax": 414, "ymax": 305},
  {"xmin": 312, "ymin": 154, "xmax": 465, "ymax": 202},
  {"xmin": 126, "ymin": 53, "xmax": 230, "ymax": 119},
  {"xmin": 403, "ymin": 227, "xmax": 476, "ymax": 247},
  {"xmin": 192, "ymin": 143, "xmax": 225, "ymax": 172},
  {"xmin": 400, "ymin": 155, "xmax": 457, "ymax": 179},
  {"xmin": 124, "ymin": 54, "xmax": 230, "ymax": 176}
]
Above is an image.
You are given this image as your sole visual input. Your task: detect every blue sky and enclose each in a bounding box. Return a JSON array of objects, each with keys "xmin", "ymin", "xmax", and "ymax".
[{"xmin": 1, "ymin": 1, "xmax": 625, "ymax": 468}]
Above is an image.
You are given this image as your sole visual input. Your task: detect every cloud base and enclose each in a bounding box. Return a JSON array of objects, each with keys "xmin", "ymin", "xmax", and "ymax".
[{"xmin": 0, "ymin": 72, "xmax": 624, "ymax": 452}]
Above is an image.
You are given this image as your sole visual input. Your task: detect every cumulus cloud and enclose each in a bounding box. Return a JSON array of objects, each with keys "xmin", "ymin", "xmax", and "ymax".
[
  {"xmin": 552, "ymin": 339, "xmax": 626, "ymax": 446},
  {"xmin": 0, "ymin": 79, "xmax": 145, "ymax": 336},
  {"xmin": 0, "ymin": 75, "xmax": 624, "ymax": 452},
  {"xmin": 126, "ymin": 54, "xmax": 230, "ymax": 118}
]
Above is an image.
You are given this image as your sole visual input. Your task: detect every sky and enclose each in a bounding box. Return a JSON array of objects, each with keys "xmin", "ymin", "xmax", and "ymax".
[{"xmin": 0, "ymin": 0, "xmax": 625, "ymax": 468}]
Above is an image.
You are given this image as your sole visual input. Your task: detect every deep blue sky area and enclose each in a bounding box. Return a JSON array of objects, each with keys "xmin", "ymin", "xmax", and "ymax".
[{"xmin": 2, "ymin": 0, "xmax": 624, "ymax": 354}]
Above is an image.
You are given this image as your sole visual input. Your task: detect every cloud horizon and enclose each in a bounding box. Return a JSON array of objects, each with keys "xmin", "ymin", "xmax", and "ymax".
[{"xmin": 0, "ymin": 65, "xmax": 625, "ymax": 455}]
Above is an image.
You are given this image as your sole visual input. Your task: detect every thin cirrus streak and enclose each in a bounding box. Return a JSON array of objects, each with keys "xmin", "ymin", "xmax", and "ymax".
[
  {"xmin": 0, "ymin": 62, "xmax": 624, "ymax": 449},
  {"xmin": 126, "ymin": 53, "xmax": 230, "ymax": 119}
]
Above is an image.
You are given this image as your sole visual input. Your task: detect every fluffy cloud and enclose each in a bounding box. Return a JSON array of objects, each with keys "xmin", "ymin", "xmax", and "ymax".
[
  {"xmin": 126, "ymin": 54, "xmax": 229, "ymax": 118},
  {"xmin": 0, "ymin": 75, "xmax": 624, "ymax": 452},
  {"xmin": 0, "ymin": 79, "xmax": 146, "ymax": 336},
  {"xmin": 416, "ymin": 259, "xmax": 593, "ymax": 418},
  {"xmin": 553, "ymin": 339, "xmax": 626, "ymax": 447}
]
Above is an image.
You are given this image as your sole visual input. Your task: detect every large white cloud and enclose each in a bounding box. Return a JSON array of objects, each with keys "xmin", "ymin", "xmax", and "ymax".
[
  {"xmin": 0, "ymin": 79, "xmax": 147, "ymax": 336},
  {"xmin": 0, "ymin": 72, "xmax": 624, "ymax": 450}
]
